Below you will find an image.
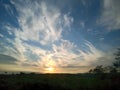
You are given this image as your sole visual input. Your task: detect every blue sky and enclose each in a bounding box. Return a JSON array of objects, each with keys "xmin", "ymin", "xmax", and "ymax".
[{"xmin": 0, "ymin": 0, "xmax": 120, "ymax": 73}]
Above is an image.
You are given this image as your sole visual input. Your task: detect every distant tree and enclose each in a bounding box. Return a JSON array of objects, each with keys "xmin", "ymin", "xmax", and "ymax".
[
  {"xmin": 113, "ymin": 48, "xmax": 120, "ymax": 72},
  {"xmin": 110, "ymin": 67, "xmax": 117, "ymax": 73},
  {"xmin": 88, "ymin": 48, "xmax": 120, "ymax": 74},
  {"xmin": 89, "ymin": 65, "xmax": 106, "ymax": 80},
  {"xmin": 20, "ymin": 72, "xmax": 25, "ymax": 75},
  {"xmin": 30, "ymin": 72, "xmax": 35, "ymax": 75},
  {"xmin": 89, "ymin": 69, "xmax": 93, "ymax": 73},
  {"xmin": 12, "ymin": 72, "xmax": 15, "ymax": 75},
  {"xmin": 4, "ymin": 72, "xmax": 7, "ymax": 74},
  {"xmin": 92, "ymin": 65, "xmax": 104, "ymax": 74},
  {"xmin": 103, "ymin": 66, "xmax": 117, "ymax": 73}
]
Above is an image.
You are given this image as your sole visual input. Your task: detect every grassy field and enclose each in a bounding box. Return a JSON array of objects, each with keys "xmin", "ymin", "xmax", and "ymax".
[{"xmin": 0, "ymin": 73, "xmax": 120, "ymax": 90}]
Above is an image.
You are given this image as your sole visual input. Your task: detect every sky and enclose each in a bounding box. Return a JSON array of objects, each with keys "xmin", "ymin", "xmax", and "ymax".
[{"xmin": 0, "ymin": 0, "xmax": 120, "ymax": 73}]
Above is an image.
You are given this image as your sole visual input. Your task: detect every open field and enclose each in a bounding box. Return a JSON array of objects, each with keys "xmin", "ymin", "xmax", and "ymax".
[{"xmin": 0, "ymin": 73, "xmax": 120, "ymax": 90}]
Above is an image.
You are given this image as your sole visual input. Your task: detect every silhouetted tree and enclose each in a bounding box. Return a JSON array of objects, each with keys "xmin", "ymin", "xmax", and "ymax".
[
  {"xmin": 20, "ymin": 72, "xmax": 25, "ymax": 75},
  {"xmin": 113, "ymin": 48, "xmax": 120, "ymax": 72},
  {"xmin": 89, "ymin": 69, "xmax": 93, "ymax": 73},
  {"xmin": 5, "ymin": 72, "xmax": 7, "ymax": 74},
  {"xmin": 92, "ymin": 65, "xmax": 104, "ymax": 73},
  {"xmin": 30, "ymin": 72, "xmax": 35, "ymax": 75},
  {"xmin": 110, "ymin": 67, "xmax": 117, "ymax": 73},
  {"xmin": 103, "ymin": 66, "xmax": 117, "ymax": 73}
]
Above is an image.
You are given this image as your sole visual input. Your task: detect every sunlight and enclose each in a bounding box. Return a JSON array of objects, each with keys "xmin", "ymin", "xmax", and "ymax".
[
  {"xmin": 46, "ymin": 67, "xmax": 55, "ymax": 73},
  {"xmin": 44, "ymin": 58, "xmax": 56, "ymax": 73}
]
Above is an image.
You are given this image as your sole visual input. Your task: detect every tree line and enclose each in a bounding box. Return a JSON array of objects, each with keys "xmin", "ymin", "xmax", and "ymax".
[{"xmin": 89, "ymin": 48, "xmax": 120, "ymax": 74}]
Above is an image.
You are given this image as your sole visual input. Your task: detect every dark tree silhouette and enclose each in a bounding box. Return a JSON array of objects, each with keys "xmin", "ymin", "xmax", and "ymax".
[
  {"xmin": 103, "ymin": 66, "xmax": 117, "ymax": 73},
  {"xmin": 89, "ymin": 69, "xmax": 93, "ymax": 73},
  {"xmin": 109, "ymin": 67, "xmax": 117, "ymax": 73},
  {"xmin": 91, "ymin": 65, "xmax": 105, "ymax": 73},
  {"xmin": 4, "ymin": 72, "xmax": 7, "ymax": 74},
  {"xmin": 20, "ymin": 72, "xmax": 25, "ymax": 75},
  {"xmin": 113, "ymin": 48, "xmax": 120, "ymax": 72}
]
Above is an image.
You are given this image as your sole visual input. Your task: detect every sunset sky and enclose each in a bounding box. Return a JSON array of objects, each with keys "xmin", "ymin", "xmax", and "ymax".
[{"xmin": 0, "ymin": 0, "xmax": 120, "ymax": 73}]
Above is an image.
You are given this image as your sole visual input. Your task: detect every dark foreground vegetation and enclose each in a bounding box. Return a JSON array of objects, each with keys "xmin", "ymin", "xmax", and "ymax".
[{"xmin": 0, "ymin": 73, "xmax": 120, "ymax": 90}]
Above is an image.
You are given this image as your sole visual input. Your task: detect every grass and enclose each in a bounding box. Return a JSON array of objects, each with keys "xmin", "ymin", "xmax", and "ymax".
[{"xmin": 0, "ymin": 73, "xmax": 120, "ymax": 90}]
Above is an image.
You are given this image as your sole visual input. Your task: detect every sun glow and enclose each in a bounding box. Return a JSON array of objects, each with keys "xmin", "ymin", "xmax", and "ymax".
[
  {"xmin": 46, "ymin": 67, "xmax": 55, "ymax": 73},
  {"xmin": 47, "ymin": 67, "xmax": 54, "ymax": 71},
  {"xmin": 44, "ymin": 58, "xmax": 56, "ymax": 73}
]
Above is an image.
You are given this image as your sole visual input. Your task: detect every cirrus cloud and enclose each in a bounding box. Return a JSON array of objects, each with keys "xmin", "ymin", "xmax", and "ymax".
[
  {"xmin": 98, "ymin": 0, "xmax": 120, "ymax": 31},
  {"xmin": 0, "ymin": 0, "xmax": 115, "ymax": 73}
]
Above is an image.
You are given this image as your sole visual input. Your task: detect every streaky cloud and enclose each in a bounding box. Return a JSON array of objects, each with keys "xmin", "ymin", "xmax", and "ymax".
[
  {"xmin": 98, "ymin": 0, "xmax": 120, "ymax": 31},
  {"xmin": 0, "ymin": 54, "xmax": 17, "ymax": 64},
  {"xmin": 0, "ymin": 0, "xmax": 116, "ymax": 73}
]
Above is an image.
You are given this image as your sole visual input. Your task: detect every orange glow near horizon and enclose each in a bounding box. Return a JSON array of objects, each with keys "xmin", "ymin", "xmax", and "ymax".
[
  {"xmin": 47, "ymin": 67, "xmax": 54, "ymax": 71},
  {"xmin": 45, "ymin": 67, "xmax": 55, "ymax": 73},
  {"xmin": 44, "ymin": 58, "xmax": 57, "ymax": 73}
]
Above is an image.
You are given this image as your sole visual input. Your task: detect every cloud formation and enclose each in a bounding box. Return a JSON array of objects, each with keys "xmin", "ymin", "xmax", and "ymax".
[
  {"xmin": 98, "ymin": 0, "xmax": 120, "ymax": 31},
  {"xmin": 0, "ymin": 54, "xmax": 17, "ymax": 64},
  {"xmin": 0, "ymin": 0, "xmax": 115, "ymax": 73},
  {"xmin": 11, "ymin": 1, "xmax": 74, "ymax": 45}
]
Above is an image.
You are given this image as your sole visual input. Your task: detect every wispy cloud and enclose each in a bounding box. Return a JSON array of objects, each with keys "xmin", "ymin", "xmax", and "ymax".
[
  {"xmin": 12, "ymin": 1, "xmax": 73, "ymax": 45},
  {"xmin": 0, "ymin": 0, "xmax": 115, "ymax": 73},
  {"xmin": 98, "ymin": 0, "xmax": 120, "ymax": 31},
  {"xmin": 0, "ymin": 33, "xmax": 4, "ymax": 38},
  {"xmin": 0, "ymin": 54, "xmax": 17, "ymax": 64}
]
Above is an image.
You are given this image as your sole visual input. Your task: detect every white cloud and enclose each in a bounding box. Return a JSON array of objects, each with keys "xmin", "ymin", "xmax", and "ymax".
[
  {"xmin": 1, "ymin": 0, "xmax": 115, "ymax": 73},
  {"xmin": 98, "ymin": 0, "xmax": 120, "ymax": 31},
  {"xmin": 100, "ymin": 38, "xmax": 104, "ymax": 41},
  {"xmin": 51, "ymin": 40, "xmax": 105, "ymax": 67},
  {"xmin": 3, "ymin": 3, "xmax": 14, "ymax": 16},
  {"xmin": 3, "ymin": 0, "xmax": 73, "ymax": 66},
  {"xmin": 4, "ymin": 25, "xmax": 14, "ymax": 35},
  {"xmin": 80, "ymin": 21, "xmax": 85, "ymax": 28},
  {"xmin": 12, "ymin": 1, "xmax": 73, "ymax": 45},
  {"xmin": 0, "ymin": 34, "xmax": 4, "ymax": 38},
  {"xmin": 44, "ymin": 40, "xmax": 114, "ymax": 73},
  {"xmin": 25, "ymin": 39, "xmax": 108, "ymax": 72},
  {"xmin": 64, "ymin": 14, "xmax": 74, "ymax": 28}
]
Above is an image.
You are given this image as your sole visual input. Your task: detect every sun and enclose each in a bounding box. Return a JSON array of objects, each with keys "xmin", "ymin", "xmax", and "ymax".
[
  {"xmin": 45, "ymin": 67, "xmax": 55, "ymax": 73},
  {"xmin": 44, "ymin": 59, "xmax": 56, "ymax": 73},
  {"xmin": 47, "ymin": 67, "xmax": 54, "ymax": 71}
]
